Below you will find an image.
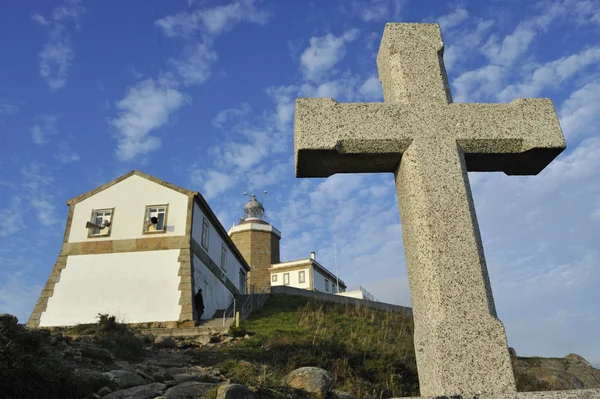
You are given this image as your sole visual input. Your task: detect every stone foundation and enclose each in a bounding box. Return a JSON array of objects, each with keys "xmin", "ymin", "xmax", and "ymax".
[{"xmin": 395, "ymin": 388, "xmax": 600, "ymax": 398}]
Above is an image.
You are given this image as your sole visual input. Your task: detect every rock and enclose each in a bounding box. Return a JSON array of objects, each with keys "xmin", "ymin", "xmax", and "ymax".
[
  {"xmin": 209, "ymin": 336, "xmax": 221, "ymax": 343},
  {"xmin": 330, "ymin": 389, "xmax": 355, "ymax": 399},
  {"xmin": 90, "ymin": 394, "xmax": 102, "ymax": 399},
  {"xmin": 243, "ymin": 334, "xmax": 251, "ymax": 339},
  {"xmin": 79, "ymin": 343, "xmax": 116, "ymax": 360},
  {"xmin": 98, "ymin": 386, "xmax": 112, "ymax": 396},
  {"xmin": 162, "ymin": 381, "xmax": 217, "ymax": 398},
  {"xmin": 222, "ymin": 337, "xmax": 234, "ymax": 344},
  {"xmin": 49, "ymin": 332, "xmax": 64, "ymax": 345},
  {"xmin": 154, "ymin": 336, "xmax": 176, "ymax": 348},
  {"xmin": 103, "ymin": 383, "xmax": 166, "ymax": 399},
  {"xmin": 195, "ymin": 335, "xmax": 211, "ymax": 345},
  {"xmin": 104, "ymin": 370, "xmax": 150, "ymax": 389},
  {"xmin": 0, "ymin": 313, "xmax": 18, "ymax": 327},
  {"xmin": 216, "ymin": 382, "xmax": 256, "ymax": 399},
  {"xmin": 508, "ymin": 347, "xmax": 517, "ymax": 357},
  {"xmin": 282, "ymin": 367, "xmax": 333, "ymax": 398},
  {"xmin": 173, "ymin": 372, "xmax": 221, "ymax": 384}
]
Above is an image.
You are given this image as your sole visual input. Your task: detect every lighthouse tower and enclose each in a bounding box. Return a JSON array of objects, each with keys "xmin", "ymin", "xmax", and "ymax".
[{"xmin": 228, "ymin": 194, "xmax": 281, "ymax": 293}]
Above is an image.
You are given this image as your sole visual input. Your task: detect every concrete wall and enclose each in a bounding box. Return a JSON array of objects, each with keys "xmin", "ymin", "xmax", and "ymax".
[
  {"xmin": 191, "ymin": 203, "xmax": 246, "ymax": 294},
  {"xmin": 39, "ymin": 250, "xmax": 181, "ymax": 326},
  {"xmin": 192, "ymin": 254, "xmax": 234, "ymax": 319},
  {"xmin": 271, "ymin": 286, "xmax": 413, "ymax": 315},
  {"xmin": 337, "ymin": 290, "xmax": 364, "ymax": 299},
  {"xmin": 270, "ymin": 267, "xmax": 310, "ymax": 290},
  {"xmin": 69, "ymin": 175, "xmax": 188, "ymax": 242}
]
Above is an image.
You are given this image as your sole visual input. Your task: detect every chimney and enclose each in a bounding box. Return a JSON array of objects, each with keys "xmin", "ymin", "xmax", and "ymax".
[{"xmin": 310, "ymin": 251, "xmax": 315, "ymax": 260}]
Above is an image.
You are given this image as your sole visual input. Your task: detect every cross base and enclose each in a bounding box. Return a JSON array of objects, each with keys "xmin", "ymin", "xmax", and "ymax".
[{"xmin": 393, "ymin": 388, "xmax": 600, "ymax": 399}]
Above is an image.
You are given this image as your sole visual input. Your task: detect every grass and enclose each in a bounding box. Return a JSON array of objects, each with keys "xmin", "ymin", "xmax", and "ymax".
[
  {"xmin": 195, "ymin": 295, "xmax": 419, "ymax": 398},
  {"xmin": 0, "ymin": 317, "xmax": 115, "ymax": 399}
]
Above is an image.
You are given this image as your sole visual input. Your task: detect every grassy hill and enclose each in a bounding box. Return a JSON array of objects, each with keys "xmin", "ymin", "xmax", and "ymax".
[{"xmin": 197, "ymin": 295, "xmax": 420, "ymax": 398}]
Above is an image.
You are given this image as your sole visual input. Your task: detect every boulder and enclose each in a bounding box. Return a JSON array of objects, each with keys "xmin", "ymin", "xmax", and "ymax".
[
  {"xmin": 508, "ymin": 347, "xmax": 517, "ymax": 357},
  {"xmin": 104, "ymin": 370, "xmax": 150, "ymax": 389},
  {"xmin": 103, "ymin": 383, "xmax": 166, "ymax": 399},
  {"xmin": 162, "ymin": 381, "xmax": 217, "ymax": 399},
  {"xmin": 281, "ymin": 367, "xmax": 333, "ymax": 398},
  {"xmin": 216, "ymin": 382, "xmax": 256, "ymax": 399},
  {"xmin": 154, "ymin": 336, "xmax": 176, "ymax": 348},
  {"xmin": 173, "ymin": 372, "xmax": 221, "ymax": 383}
]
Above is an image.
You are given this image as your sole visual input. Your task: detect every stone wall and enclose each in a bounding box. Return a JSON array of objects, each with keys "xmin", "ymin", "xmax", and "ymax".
[{"xmin": 270, "ymin": 286, "xmax": 413, "ymax": 315}]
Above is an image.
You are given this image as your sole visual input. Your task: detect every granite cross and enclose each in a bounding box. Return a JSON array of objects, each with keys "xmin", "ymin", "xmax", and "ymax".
[{"xmin": 293, "ymin": 23, "xmax": 566, "ymax": 397}]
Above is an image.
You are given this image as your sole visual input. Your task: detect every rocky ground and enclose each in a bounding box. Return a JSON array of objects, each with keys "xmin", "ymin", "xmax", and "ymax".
[{"xmin": 3, "ymin": 311, "xmax": 600, "ymax": 399}]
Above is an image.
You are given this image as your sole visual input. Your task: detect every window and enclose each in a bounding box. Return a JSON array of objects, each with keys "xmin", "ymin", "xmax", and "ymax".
[
  {"xmin": 332, "ymin": 284, "xmax": 337, "ymax": 293},
  {"xmin": 221, "ymin": 243, "xmax": 227, "ymax": 272},
  {"xmin": 88, "ymin": 208, "xmax": 113, "ymax": 237},
  {"xmin": 299, "ymin": 271, "xmax": 305, "ymax": 284},
  {"xmin": 143, "ymin": 204, "xmax": 168, "ymax": 233},
  {"xmin": 201, "ymin": 217, "xmax": 210, "ymax": 250},
  {"xmin": 239, "ymin": 269, "xmax": 247, "ymax": 294},
  {"xmin": 272, "ymin": 274, "xmax": 278, "ymax": 282},
  {"xmin": 283, "ymin": 273, "xmax": 290, "ymax": 285},
  {"xmin": 325, "ymin": 279, "xmax": 329, "ymax": 292}
]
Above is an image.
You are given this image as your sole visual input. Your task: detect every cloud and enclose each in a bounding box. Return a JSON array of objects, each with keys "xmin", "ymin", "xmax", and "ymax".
[
  {"xmin": 55, "ymin": 142, "xmax": 80, "ymax": 163},
  {"xmin": 300, "ymin": 29, "xmax": 359, "ymax": 81},
  {"xmin": 498, "ymin": 46, "xmax": 600, "ymax": 101},
  {"xmin": 441, "ymin": 19, "xmax": 495, "ymax": 72},
  {"xmin": 0, "ymin": 100, "xmax": 20, "ymax": 116},
  {"xmin": 30, "ymin": 115, "xmax": 60, "ymax": 145},
  {"xmin": 451, "ymin": 65, "xmax": 505, "ymax": 102},
  {"xmin": 190, "ymin": 169, "xmax": 237, "ymax": 199},
  {"xmin": 20, "ymin": 163, "xmax": 54, "ymax": 192},
  {"xmin": 155, "ymin": 0, "xmax": 270, "ymax": 38},
  {"xmin": 34, "ymin": 0, "xmax": 85, "ymax": 91},
  {"xmin": 110, "ymin": 78, "xmax": 191, "ymax": 161},
  {"xmin": 559, "ymin": 81, "xmax": 600, "ymax": 141},
  {"xmin": 211, "ymin": 103, "xmax": 251, "ymax": 128},
  {"xmin": 0, "ymin": 197, "xmax": 26, "ymax": 237},
  {"xmin": 359, "ymin": 75, "xmax": 382, "ymax": 100},
  {"xmin": 349, "ymin": 0, "xmax": 405, "ymax": 22},
  {"xmin": 0, "ymin": 272, "xmax": 43, "ymax": 324},
  {"xmin": 170, "ymin": 42, "xmax": 218, "ymax": 86},
  {"xmin": 30, "ymin": 199, "xmax": 60, "ymax": 227},
  {"xmin": 436, "ymin": 6, "xmax": 469, "ymax": 31}
]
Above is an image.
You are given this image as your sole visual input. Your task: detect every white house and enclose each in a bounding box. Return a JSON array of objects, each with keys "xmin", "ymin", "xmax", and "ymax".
[
  {"xmin": 27, "ymin": 170, "xmax": 249, "ymax": 328},
  {"xmin": 269, "ymin": 254, "xmax": 347, "ymax": 294}
]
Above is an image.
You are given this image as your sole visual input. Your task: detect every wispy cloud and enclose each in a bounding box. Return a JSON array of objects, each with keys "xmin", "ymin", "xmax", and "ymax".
[
  {"xmin": 189, "ymin": 169, "xmax": 237, "ymax": 199},
  {"xmin": 110, "ymin": 78, "xmax": 191, "ymax": 162},
  {"xmin": 0, "ymin": 197, "xmax": 26, "ymax": 237},
  {"xmin": 155, "ymin": 0, "xmax": 270, "ymax": 38},
  {"xmin": 346, "ymin": 0, "xmax": 405, "ymax": 23},
  {"xmin": 300, "ymin": 30, "xmax": 359, "ymax": 81},
  {"xmin": 33, "ymin": 0, "xmax": 85, "ymax": 91},
  {"xmin": 30, "ymin": 115, "xmax": 60, "ymax": 145},
  {"xmin": 55, "ymin": 142, "xmax": 80, "ymax": 164},
  {"xmin": 211, "ymin": 102, "xmax": 251, "ymax": 128},
  {"xmin": 170, "ymin": 42, "xmax": 218, "ymax": 87}
]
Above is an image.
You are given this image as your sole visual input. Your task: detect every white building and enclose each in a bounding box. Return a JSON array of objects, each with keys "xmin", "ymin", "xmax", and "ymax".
[
  {"xmin": 27, "ymin": 170, "xmax": 250, "ymax": 328},
  {"xmin": 228, "ymin": 195, "xmax": 347, "ymax": 294}
]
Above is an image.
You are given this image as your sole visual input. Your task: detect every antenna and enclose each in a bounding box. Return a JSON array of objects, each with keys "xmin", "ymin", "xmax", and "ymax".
[{"xmin": 334, "ymin": 233, "xmax": 339, "ymax": 293}]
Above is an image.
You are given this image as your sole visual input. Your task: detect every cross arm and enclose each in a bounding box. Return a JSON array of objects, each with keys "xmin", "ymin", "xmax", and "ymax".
[{"xmin": 294, "ymin": 97, "xmax": 566, "ymax": 177}]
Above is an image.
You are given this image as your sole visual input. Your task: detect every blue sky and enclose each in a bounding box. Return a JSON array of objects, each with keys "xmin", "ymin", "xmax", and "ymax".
[{"xmin": 1, "ymin": 0, "xmax": 599, "ymax": 368}]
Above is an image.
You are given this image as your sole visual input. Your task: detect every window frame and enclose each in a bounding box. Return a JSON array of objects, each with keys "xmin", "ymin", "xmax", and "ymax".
[
  {"xmin": 299, "ymin": 270, "xmax": 305, "ymax": 284},
  {"xmin": 87, "ymin": 208, "xmax": 115, "ymax": 238},
  {"xmin": 142, "ymin": 204, "xmax": 169, "ymax": 235},
  {"xmin": 325, "ymin": 279, "xmax": 329, "ymax": 292},
  {"xmin": 283, "ymin": 273, "xmax": 290, "ymax": 286},
  {"xmin": 221, "ymin": 243, "xmax": 228, "ymax": 272},
  {"xmin": 201, "ymin": 217, "xmax": 210, "ymax": 250},
  {"xmin": 272, "ymin": 274, "xmax": 278, "ymax": 282}
]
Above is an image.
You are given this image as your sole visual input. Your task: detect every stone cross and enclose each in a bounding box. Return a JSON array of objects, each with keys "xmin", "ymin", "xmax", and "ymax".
[{"xmin": 294, "ymin": 24, "xmax": 566, "ymax": 397}]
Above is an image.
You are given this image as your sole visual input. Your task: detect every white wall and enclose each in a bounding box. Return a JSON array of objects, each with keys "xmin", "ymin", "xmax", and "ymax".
[
  {"xmin": 191, "ymin": 202, "xmax": 246, "ymax": 293},
  {"xmin": 270, "ymin": 267, "xmax": 310, "ymax": 289},
  {"xmin": 192, "ymin": 254, "xmax": 234, "ymax": 319},
  {"xmin": 336, "ymin": 290, "xmax": 364, "ymax": 299},
  {"xmin": 69, "ymin": 175, "xmax": 189, "ymax": 242},
  {"xmin": 313, "ymin": 269, "xmax": 335, "ymax": 293},
  {"xmin": 40, "ymin": 250, "xmax": 181, "ymax": 326}
]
